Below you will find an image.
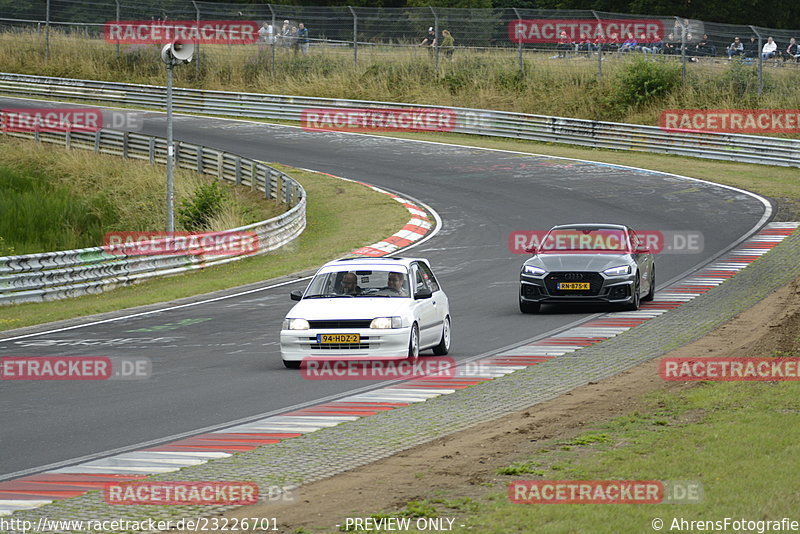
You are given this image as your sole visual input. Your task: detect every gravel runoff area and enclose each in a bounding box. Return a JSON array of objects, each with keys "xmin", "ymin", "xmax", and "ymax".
[{"xmin": 4, "ymin": 228, "xmax": 800, "ymax": 534}]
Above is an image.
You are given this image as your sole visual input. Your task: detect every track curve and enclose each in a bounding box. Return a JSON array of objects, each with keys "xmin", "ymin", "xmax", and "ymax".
[{"xmin": 0, "ymin": 97, "xmax": 770, "ymax": 478}]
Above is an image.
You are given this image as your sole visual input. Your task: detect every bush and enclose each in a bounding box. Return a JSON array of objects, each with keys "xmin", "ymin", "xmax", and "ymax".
[
  {"xmin": 615, "ymin": 56, "xmax": 681, "ymax": 109},
  {"xmin": 178, "ymin": 180, "xmax": 227, "ymax": 232}
]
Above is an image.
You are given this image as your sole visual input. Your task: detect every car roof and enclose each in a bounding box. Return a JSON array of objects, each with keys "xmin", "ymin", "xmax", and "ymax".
[
  {"xmin": 550, "ymin": 223, "xmax": 629, "ymax": 231},
  {"xmin": 321, "ymin": 257, "xmax": 424, "ymax": 270}
]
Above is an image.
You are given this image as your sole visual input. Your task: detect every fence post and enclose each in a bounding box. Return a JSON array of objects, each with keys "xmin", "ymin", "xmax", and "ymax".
[
  {"xmin": 512, "ymin": 8, "xmax": 523, "ymax": 76},
  {"xmin": 430, "ymin": 6, "xmax": 439, "ymax": 76},
  {"xmin": 268, "ymin": 4, "xmax": 276, "ymax": 74},
  {"xmin": 192, "ymin": 0, "xmax": 200, "ymax": 76},
  {"xmin": 45, "ymin": 0, "xmax": 50, "ymax": 60},
  {"xmin": 676, "ymin": 17, "xmax": 687, "ymax": 83},
  {"xmin": 115, "ymin": 0, "xmax": 120, "ymax": 58},
  {"xmin": 348, "ymin": 6, "xmax": 357, "ymax": 67},
  {"xmin": 750, "ymin": 25, "xmax": 763, "ymax": 95},
  {"xmin": 591, "ymin": 11, "xmax": 602, "ymax": 79}
]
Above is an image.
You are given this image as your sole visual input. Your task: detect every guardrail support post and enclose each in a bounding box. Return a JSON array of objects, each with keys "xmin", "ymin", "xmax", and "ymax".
[
  {"xmin": 94, "ymin": 130, "xmax": 101, "ymax": 152},
  {"xmin": 251, "ymin": 161, "xmax": 258, "ymax": 190},
  {"xmin": 235, "ymin": 156, "xmax": 242, "ymax": 185},
  {"xmin": 122, "ymin": 131, "xmax": 129, "ymax": 158},
  {"xmin": 196, "ymin": 146, "xmax": 203, "ymax": 173},
  {"xmin": 148, "ymin": 137, "xmax": 155, "ymax": 163},
  {"xmin": 65, "ymin": 123, "xmax": 71, "ymax": 149}
]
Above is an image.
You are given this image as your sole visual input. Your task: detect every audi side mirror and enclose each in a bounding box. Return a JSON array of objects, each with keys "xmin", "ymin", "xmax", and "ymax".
[{"xmin": 290, "ymin": 290, "xmax": 303, "ymax": 301}]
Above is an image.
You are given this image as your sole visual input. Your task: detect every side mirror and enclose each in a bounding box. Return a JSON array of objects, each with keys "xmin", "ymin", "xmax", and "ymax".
[
  {"xmin": 415, "ymin": 288, "xmax": 433, "ymax": 300},
  {"xmin": 290, "ymin": 290, "xmax": 303, "ymax": 301}
]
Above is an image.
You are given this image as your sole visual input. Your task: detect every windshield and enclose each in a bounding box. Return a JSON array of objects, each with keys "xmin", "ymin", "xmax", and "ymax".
[
  {"xmin": 538, "ymin": 228, "xmax": 633, "ymax": 253},
  {"xmin": 304, "ymin": 269, "xmax": 411, "ymax": 298}
]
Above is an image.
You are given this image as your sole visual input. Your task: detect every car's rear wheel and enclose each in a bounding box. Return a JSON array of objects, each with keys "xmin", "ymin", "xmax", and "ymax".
[
  {"xmin": 432, "ymin": 316, "xmax": 451, "ymax": 355},
  {"xmin": 623, "ymin": 276, "xmax": 641, "ymax": 311},
  {"xmin": 520, "ymin": 300, "xmax": 541, "ymax": 314},
  {"xmin": 408, "ymin": 323, "xmax": 420, "ymax": 359},
  {"xmin": 643, "ymin": 265, "xmax": 655, "ymax": 302},
  {"xmin": 283, "ymin": 359, "xmax": 301, "ymax": 369}
]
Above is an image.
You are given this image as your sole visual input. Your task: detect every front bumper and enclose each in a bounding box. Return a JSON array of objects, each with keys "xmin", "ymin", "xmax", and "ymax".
[
  {"xmin": 280, "ymin": 326, "xmax": 412, "ymax": 361},
  {"xmin": 520, "ymin": 272, "xmax": 636, "ymax": 305}
]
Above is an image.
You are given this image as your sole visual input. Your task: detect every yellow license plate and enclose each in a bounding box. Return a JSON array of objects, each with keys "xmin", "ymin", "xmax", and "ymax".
[
  {"xmin": 317, "ymin": 333, "xmax": 361, "ymax": 344},
  {"xmin": 558, "ymin": 282, "xmax": 590, "ymax": 290}
]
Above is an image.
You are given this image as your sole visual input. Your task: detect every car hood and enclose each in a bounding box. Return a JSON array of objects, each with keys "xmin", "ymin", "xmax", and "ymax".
[
  {"xmin": 286, "ymin": 298, "xmax": 411, "ymax": 320},
  {"xmin": 526, "ymin": 254, "xmax": 633, "ymax": 272}
]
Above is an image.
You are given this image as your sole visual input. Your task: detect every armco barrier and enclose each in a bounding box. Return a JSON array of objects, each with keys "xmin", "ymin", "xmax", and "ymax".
[
  {"xmin": 0, "ymin": 127, "xmax": 306, "ymax": 305},
  {"xmin": 0, "ymin": 72, "xmax": 798, "ymax": 167}
]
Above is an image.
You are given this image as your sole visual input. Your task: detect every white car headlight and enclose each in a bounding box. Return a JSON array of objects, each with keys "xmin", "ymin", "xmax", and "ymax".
[
  {"xmin": 603, "ymin": 265, "xmax": 632, "ymax": 276},
  {"xmin": 522, "ymin": 265, "xmax": 547, "ymax": 276},
  {"xmin": 370, "ymin": 317, "xmax": 403, "ymax": 329},
  {"xmin": 283, "ymin": 318, "xmax": 310, "ymax": 330}
]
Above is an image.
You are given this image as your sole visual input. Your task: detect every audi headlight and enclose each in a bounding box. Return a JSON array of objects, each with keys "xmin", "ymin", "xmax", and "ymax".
[
  {"xmin": 370, "ymin": 317, "xmax": 403, "ymax": 329},
  {"xmin": 522, "ymin": 265, "xmax": 547, "ymax": 276},
  {"xmin": 283, "ymin": 318, "xmax": 310, "ymax": 330},
  {"xmin": 603, "ymin": 265, "xmax": 632, "ymax": 276}
]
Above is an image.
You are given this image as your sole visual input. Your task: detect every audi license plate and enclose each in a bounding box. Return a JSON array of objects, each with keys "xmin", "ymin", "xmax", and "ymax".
[
  {"xmin": 317, "ymin": 333, "xmax": 360, "ymax": 344},
  {"xmin": 558, "ymin": 282, "xmax": 590, "ymax": 290}
]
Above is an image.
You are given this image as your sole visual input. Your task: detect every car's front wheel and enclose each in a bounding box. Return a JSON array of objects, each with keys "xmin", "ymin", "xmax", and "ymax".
[
  {"xmin": 432, "ymin": 315, "xmax": 451, "ymax": 355},
  {"xmin": 643, "ymin": 265, "xmax": 655, "ymax": 301},
  {"xmin": 283, "ymin": 359, "xmax": 301, "ymax": 369},
  {"xmin": 408, "ymin": 323, "xmax": 420, "ymax": 359},
  {"xmin": 623, "ymin": 276, "xmax": 641, "ymax": 311},
  {"xmin": 520, "ymin": 300, "xmax": 541, "ymax": 314}
]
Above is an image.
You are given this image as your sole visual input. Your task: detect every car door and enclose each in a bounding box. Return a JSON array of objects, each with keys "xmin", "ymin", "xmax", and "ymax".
[{"xmin": 411, "ymin": 262, "xmax": 439, "ymax": 348}]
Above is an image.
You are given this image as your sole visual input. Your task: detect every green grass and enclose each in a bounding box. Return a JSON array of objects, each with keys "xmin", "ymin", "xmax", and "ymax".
[
  {"xmin": 0, "ymin": 162, "xmax": 409, "ymax": 331},
  {"xmin": 2, "ymin": 29, "xmax": 800, "ymax": 128},
  {"xmin": 0, "ymin": 137, "xmax": 285, "ymax": 254},
  {"xmin": 356, "ymin": 377, "xmax": 800, "ymax": 533}
]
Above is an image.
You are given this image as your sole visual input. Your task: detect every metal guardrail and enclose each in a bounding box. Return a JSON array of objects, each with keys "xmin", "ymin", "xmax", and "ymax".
[
  {"xmin": 0, "ymin": 127, "xmax": 306, "ymax": 305},
  {"xmin": 0, "ymin": 72, "xmax": 797, "ymax": 168}
]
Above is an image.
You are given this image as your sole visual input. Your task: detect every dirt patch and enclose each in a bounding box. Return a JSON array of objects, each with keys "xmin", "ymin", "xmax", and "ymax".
[{"xmin": 213, "ymin": 277, "xmax": 800, "ymax": 532}]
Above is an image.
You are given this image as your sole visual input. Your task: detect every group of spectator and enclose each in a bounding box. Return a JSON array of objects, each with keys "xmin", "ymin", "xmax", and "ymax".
[
  {"xmin": 419, "ymin": 27, "xmax": 456, "ymax": 58},
  {"xmin": 258, "ymin": 20, "xmax": 309, "ymax": 54},
  {"xmin": 554, "ymin": 29, "xmax": 800, "ymax": 64},
  {"xmin": 727, "ymin": 36, "xmax": 800, "ymax": 63}
]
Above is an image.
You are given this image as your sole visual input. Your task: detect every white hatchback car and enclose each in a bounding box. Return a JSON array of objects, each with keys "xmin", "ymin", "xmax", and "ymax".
[{"xmin": 280, "ymin": 257, "xmax": 451, "ymax": 368}]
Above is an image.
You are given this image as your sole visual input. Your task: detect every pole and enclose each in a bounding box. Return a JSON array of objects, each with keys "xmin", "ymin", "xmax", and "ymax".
[
  {"xmin": 592, "ymin": 11, "xmax": 602, "ymax": 79},
  {"xmin": 115, "ymin": 0, "xmax": 120, "ymax": 58},
  {"xmin": 192, "ymin": 0, "xmax": 200, "ymax": 76},
  {"xmin": 166, "ymin": 62, "xmax": 175, "ymax": 232},
  {"xmin": 431, "ymin": 6, "xmax": 439, "ymax": 75},
  {"xmin": 512, "ymin": 8, "xmax": 523, "ymax": 76},
  {"xmin": 348, "ymin": 6, "xmax": 357, "ymax": 67},
  {"xmin": 45, "ymin": 0, "xmax": 50, "ymax": 60},
  {"xmin": 268, "ymin": 4, "xmax": 275, "ymax": 74},
  {"xmin": 750, "ymin": 25, "xmax": 763, "ymax": 95},
  {"xmin": 677, "ymin": 17, "xmax": 686, "ymax": 84}
]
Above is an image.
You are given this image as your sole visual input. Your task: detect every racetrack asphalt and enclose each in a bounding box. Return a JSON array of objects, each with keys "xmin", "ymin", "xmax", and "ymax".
[{"xmin": 0, "ymin": 97, "xmax": 770, "ymax": 479}]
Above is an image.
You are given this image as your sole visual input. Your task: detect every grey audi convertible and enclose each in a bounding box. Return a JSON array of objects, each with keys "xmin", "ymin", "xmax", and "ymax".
[{"xmin": 519, "ymin": 223, "xmax": 655, "ymax": 313}]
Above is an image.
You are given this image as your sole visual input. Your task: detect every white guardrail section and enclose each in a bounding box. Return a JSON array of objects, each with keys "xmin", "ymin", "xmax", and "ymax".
[
  {"xmin": 0, "ymin": 72, "xmax": 798, "ymax": 167},
  {"xmin": 0, "ymin": 127, "xmax": 306, "ymax": 305}
]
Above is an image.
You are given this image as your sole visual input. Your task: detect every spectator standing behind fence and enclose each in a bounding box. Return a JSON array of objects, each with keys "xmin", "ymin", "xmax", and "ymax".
[
  {"xmin": 727, "ymin": 37, "xmax": 744, "ymax": 59},
  {"xmin": 258, "ymin": 22, "xmax": 274, "ymax": 45},
  {"xmin": 296, "ymin": 23, "xmax": 309, "ymax": 54},
  {"xmin": 279, "ymin": 20, "xmax": 292, "ymax": 47},
  {"xmin": 420, "ymin": 27, "xmax": 436, "ymax": 48},
  {"xmin": 441, "ymin": 30, "xmax": 454, "ymax": 59},
  {"xmin": 762, "ymin": 36, "xmax": 778, "ymax": 60}
]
